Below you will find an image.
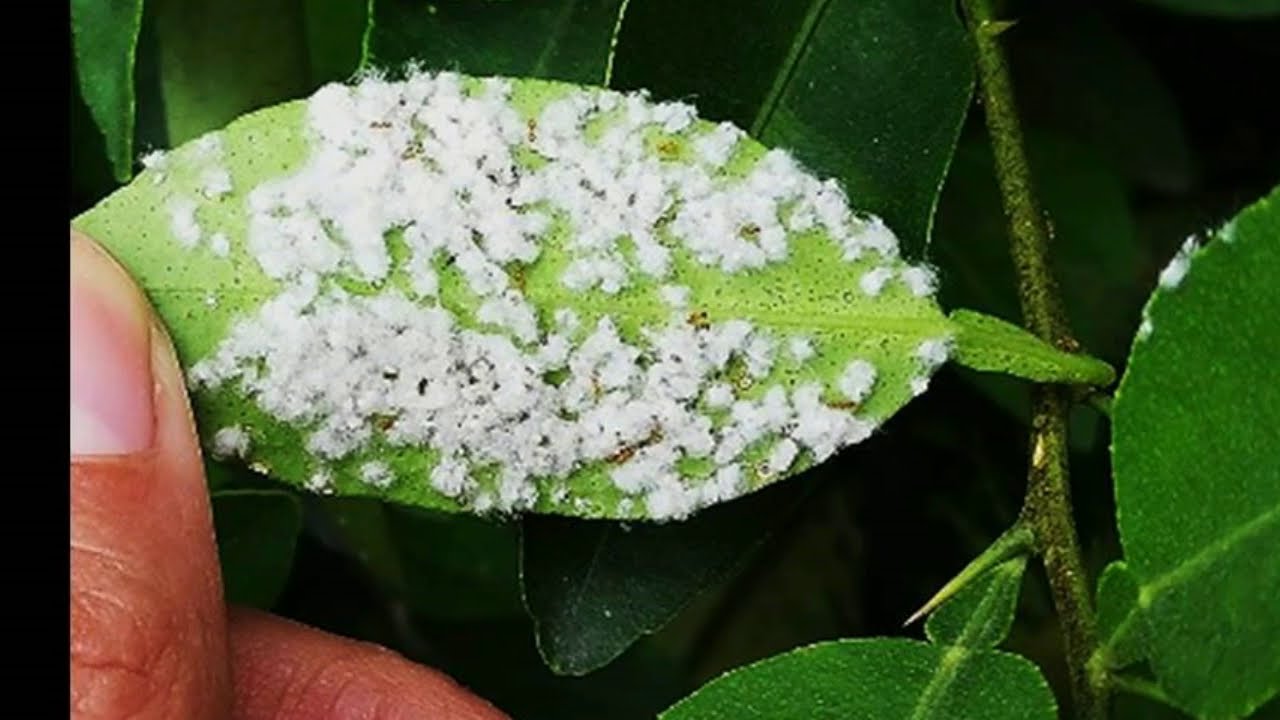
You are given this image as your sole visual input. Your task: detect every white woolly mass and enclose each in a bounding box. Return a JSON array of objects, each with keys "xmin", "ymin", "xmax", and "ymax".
[
  {"xmin": 169, "ymin": 197, "xmax": 201, "ymax": 248},
  {"xmin": 211, "ymin": 425, "xmax": 251, "ymax": 459},
  {"xmin": 183, "ymin": 69, "xmax": 945, "ymax": 519},
  {"xmin": 1158, "ymin": 236, "xmax": 1199, "ymax": 290},
  {"xmin": 838, "ymin": 360, "xmax": 877, "ymax": 404}
]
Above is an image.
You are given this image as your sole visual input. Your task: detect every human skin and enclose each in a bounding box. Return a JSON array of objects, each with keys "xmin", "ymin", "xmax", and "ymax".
[{"xmin": 70, "ymin": 228, "xmax": 509, "ymax": 720}]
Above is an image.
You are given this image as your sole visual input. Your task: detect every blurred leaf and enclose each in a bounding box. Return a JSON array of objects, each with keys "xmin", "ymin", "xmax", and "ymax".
[
  {"xmin": 389, "ymin": 506, "xmax": 524, "ymax": 619},
  {"xmin": 71, "ymin": 59, "xmax": 120, "ymax": 215},
  {"xmin": 1009, "ymin": 8, "xmax": 1194, "ymax": 193},
  {"xmin": 657, "ymin": 475, "xmax": 863, "ymax": 683},
  {"xmin": 925, "ymin": 556, "xmax": 1027, "ymax": 649},
  {"xmin": 1134, "ymin": 0, "xmax": 1280, "ymax": 18},
  {"xmin": 613, "ymin": 0, "xmax": 975, "ymax": 254},
  {"xmin": 415, "ymin": 616, "xmax": 689, "ymax": 719},
  {"xmin": 304, "ymin": 0, "xmax": 372, "ymax": 84},
  {"xmin": 1111, "ymin": 185, "xmax": 1280, "ymax": 718},
  {"xmin": 71, "ymin": 0, "xmax": 144, "ymax": 182},
  {"xmin": 152, "ymin": 0, "xmax": 311, "ymax": 144},
  {"xmin": 521, "ymin": 478, "xmax": 811, "ymax": 675},
  {"xmin": 309, "ymin": 497, "xmax": 409, "ymax": 596},
  {"xmin": 368, "ymin": 0, "xmax": 629, "ymax": 83},
  {"xmin": 660, "ymin": 638, "xmax": 1057, "ymax": 720},
  {"xmin": 213, "ymin": 489, "xmax": 303, "ymax": 608},
  {"xmin": 1094, "ymin": 560, "xmax": 1148, "ymax": 671}
]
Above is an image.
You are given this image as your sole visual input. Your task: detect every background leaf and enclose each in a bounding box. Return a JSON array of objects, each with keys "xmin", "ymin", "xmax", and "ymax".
[
  {"xmin": 152, "ymin": 0, "xmax": 311, "ymax": 144},
  {"xmin": 659, "ymin": 637, "xmax": 1057, "ymax": 720},
  {"xmin": 71, "ymin": 0, "xmax": 144, "ymax": 181},
  {"xmin": 1110, "ymin": 185, "xmax": 1280, "ymax": 718},
  {"xmin": 212, "ymin": 489, "xmax": 304, "ymax": 608},
  {"xmin": 612, "ymin": 0, "xmax": 975, "ymax": 254},
  {"xmin": 368, "ymin": 0, "xmax": 629, "ymax": 83},
  {"xmin": 521, "ymin": 477, "xmax": 811, "ymax": 674}
]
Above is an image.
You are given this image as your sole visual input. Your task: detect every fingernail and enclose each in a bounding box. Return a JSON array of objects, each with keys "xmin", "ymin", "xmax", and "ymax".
[{"xmin": 71, "ymin": 236, "xmax": 156, "ymax": 456}]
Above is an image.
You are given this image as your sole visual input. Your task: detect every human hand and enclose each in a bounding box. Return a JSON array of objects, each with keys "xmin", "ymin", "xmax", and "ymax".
[{"xmin": 70, "ymin": 229, "xmax": 509, "ymax": 719}]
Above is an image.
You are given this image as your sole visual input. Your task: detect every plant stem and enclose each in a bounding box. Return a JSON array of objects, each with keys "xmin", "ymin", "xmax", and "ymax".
[{"xmin": 959, "ymin": 1, "xmax": 1105, "ymax": 718}]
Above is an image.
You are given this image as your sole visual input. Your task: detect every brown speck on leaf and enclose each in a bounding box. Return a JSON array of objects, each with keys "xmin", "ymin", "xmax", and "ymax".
[
  {"xmin": 370, "ymin": 120, "xmax": 392, "ymax": 129},
  {"xmin": 827, "ymin": 399, "xmax": 861, "ymax": 411},
  {"xmin": 527, "ymin": 118, "xmax": 538, "ymax": 143},
  {"xmin": 687, "ymin": 310, "xmax": 710, "ymax": 329},
  {"xmin": 373, "ymin": 414, "xmax": 398, "ymax": 431},
  {"xmin": 657, "ymin": 139, "xmax": 680, "ymax": 159}
]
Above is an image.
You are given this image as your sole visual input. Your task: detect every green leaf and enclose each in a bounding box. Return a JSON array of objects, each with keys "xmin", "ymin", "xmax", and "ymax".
[
  {"xmin": 521, "ymin": 477, "xmax": 809, "ymax": 674},
  {"xmin": 71, "ymin": 72, "xmax": 960, "ymax": 522},
  {"xmin": 71, "ymin": 0, "xmax": 144, "ymax": 182},
  {"xmin": 925, "ymin": 556, "xmax": 1027, "ymax": 649},
  {"xmin": 948, "ymin": 309, "xmax": 1116, "ymax": 387},
  {"xmin": 1135, "ymin": 0, "xmax": 1280, "ymax": 18},
  {"xmin": 368, "ymin": 0, "xmax": 629, "ymax": 84},
  {"xmin": 152, "ymin": 0, "xmax": 311, "ymax": 144},
  {"xmin": 1111, "ymin": 185, "xmax": 1280, "ymax": 718},
  {"xmin": 659, "ymin": 638, "xmax": 1057, "ymax": 720},
  {"xmin": 612, "ymin": 0, "xmax": 975, "ymax": 253},
  {"xmin": 212, "ymin": 489, "xmax": 303, "ymax": 608},
  {"xmin": 1094, "ymin": 560, "xmax": 1148, "ymax": 672}
]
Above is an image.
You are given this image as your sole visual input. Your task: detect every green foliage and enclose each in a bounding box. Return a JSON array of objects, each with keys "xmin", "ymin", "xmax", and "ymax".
[
  {"xmin": 612, "ymin": 0, "xmax": 975, "ymax": 253},
  {"xmin": 661, "ymin": 549, "xmax": 1052, "ymax": 718},
  {"xmin": 71, "ymin": 0, "xmax": 144, "ymax": 181},
  {"xmin": 661, "ymin": 638, "xmax": 1056, "ymax": 719},
  {"xmin": 1110, "ymin": 186, "xmax": 1280, "ymax": 718},
  {"xmin": 212, "ymin": 489, "xmax": 303, "ymax": 608}
]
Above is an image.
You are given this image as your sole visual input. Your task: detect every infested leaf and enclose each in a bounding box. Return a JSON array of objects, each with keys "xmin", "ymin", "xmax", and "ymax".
[
  {"xmin": 71, "ymin": 71, "xmax": 1071, "ymax": 523},
  {"xmin": 1111, "ymin": 185, "xmax": 1280, "ymax": 718}
]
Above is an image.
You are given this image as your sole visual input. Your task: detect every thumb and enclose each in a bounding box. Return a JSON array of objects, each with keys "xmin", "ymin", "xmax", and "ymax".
[{"xmin": 70, "ymin": 229, "xmax": 231, "ymax": 719}]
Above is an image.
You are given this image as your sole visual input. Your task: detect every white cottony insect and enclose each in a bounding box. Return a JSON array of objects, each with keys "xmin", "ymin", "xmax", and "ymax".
[{"xmin": 123, "ymin": 68, "xmax": 951, "ymax": 521}]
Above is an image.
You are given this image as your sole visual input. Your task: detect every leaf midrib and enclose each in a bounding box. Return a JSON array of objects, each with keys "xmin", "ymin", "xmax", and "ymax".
[{"xmin": 151, "ymin": 286, "xmax": 951, "ymax": 336}]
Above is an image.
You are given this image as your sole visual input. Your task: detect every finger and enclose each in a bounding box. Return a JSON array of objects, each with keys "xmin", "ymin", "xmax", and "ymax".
[
  {"xmin": 70, "ymin": 229, "xmax": 231, "ymax": 719},
  {"xmin": 227, "ymin": 607, "xmax": 509, "ymax": 720}
]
